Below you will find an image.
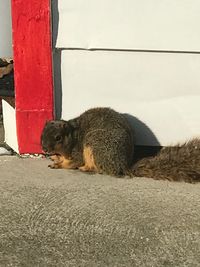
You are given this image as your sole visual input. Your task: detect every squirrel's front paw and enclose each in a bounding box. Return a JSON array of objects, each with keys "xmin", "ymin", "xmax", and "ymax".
[
  {"xmin": 48, "ymin": 163, "xmax": 60, "ymax": 169},
  {"xmin": 48, "ymin": 154, "xmax": 63, "ymax": 169}
]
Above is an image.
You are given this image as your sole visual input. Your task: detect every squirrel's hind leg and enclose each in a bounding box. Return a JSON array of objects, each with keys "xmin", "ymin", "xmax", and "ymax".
[
  {"xmin": 79, "ymin": 146, "xmax": 98, "ymax": 173},
  {"xmin": 82, "ymin": 130, "xmax": 132, "ymax": 177}
]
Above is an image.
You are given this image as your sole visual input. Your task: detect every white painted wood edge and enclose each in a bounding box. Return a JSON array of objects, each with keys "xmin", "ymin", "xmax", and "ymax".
[{"xmin": 2, "ymin": 100, "xmax": 19, "ymax": 153}]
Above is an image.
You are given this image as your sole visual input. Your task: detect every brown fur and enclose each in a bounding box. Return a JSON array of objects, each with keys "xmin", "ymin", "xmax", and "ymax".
[{"xmin": 41, "ymin": 107, "xmax": 200, "ymax": 183}]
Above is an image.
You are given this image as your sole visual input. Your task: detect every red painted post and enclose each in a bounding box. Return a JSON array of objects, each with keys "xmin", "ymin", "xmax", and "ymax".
[{"xmin": 11, "ymin": 0, "xmax": 54, "ymax": 153}]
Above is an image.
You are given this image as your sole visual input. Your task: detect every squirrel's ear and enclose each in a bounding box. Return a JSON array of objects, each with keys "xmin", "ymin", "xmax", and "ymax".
[
  {"xmin": 60, "ymin": 121, "xmax": 72, "ymax": 130},
  {"xmin": 59, "ymin": 120, "xmax": 68, "ymax": 128},
  {"xmin": 62, "ymin": 120, "xmax": 78, "ymax": 133}
]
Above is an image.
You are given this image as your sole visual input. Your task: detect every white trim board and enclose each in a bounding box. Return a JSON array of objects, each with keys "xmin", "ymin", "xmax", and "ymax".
[{"xmin": 2, "ymin": 100, "xmax": 18, "ymax": 153}]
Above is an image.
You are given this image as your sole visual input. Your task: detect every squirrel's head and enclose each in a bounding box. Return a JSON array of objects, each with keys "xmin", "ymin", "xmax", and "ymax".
[{"xmin": 41, "ymin": 120, "xmax": 77, "ymax": 156}]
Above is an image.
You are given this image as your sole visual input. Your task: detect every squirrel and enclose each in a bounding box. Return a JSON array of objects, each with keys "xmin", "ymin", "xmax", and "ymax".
[
  {"xmin": 41, "ymin": 107, "xmax": 134, "ymax": 177},
  {"xmin": 41, "ymin": 107, "xmax": 200, "ymax": 183}
]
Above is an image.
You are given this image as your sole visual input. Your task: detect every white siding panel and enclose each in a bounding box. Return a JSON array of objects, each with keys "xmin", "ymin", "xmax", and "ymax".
[
  {"xmin": 57, "ymin": 0, "xmax": 200, "ymax": 51},
  {"xmin": 61, "ymin": 50, "xmax": 200, "ymax": 146}
]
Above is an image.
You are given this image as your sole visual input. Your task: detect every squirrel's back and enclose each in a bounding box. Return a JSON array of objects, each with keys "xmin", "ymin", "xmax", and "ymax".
[
  {"xmin": 131, "ymin": 138, "xmax": 200, "ymax": 183},
  {"xmin": 73, "ymin": 107, "xmax": 133, "ymax": 134}
]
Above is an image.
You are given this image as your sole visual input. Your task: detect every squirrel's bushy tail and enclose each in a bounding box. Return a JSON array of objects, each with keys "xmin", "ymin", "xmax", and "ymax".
[{"xmin": 130, "ymin": 138, "xmax": 200, "ymax": 183}]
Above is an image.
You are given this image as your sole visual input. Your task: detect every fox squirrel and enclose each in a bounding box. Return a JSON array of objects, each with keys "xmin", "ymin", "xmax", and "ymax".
[
  {"xmin": 41, "ymin": 108, "xmax": 134, "ymax": 177},
  {"xmin": 41, "ymin": 107, "xmax": 200, "ymax": 182}
]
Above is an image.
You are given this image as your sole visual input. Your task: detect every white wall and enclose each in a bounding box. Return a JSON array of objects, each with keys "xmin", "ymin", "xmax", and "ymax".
[
  {"xmin": 55, "ymin": 0, "xmax": 200, "ymax": 146},
  {"xmin": 0, "ymin": 0, "xmax": 12, "ymax": 57},
  {"xmin": 57, "ymin": 0, "xmax": 200, "ymax": 52}
]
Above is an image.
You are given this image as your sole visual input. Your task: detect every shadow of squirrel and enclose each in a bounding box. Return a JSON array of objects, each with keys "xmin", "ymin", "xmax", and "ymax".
[{"xmin": 41, "ymin": 107, "xmax": 200, "ymax": 183}]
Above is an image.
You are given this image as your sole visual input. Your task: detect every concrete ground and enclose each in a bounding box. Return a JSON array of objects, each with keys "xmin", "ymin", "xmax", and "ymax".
[{"xmin": 0, "ymin": 155, "xmax": 200, "ymax": 266}]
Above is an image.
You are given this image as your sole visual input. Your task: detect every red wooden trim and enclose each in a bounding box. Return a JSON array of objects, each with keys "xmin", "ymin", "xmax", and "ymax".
[{"xmin": 11, "ymin": 0, "xmax": 54, "ymax": 153}]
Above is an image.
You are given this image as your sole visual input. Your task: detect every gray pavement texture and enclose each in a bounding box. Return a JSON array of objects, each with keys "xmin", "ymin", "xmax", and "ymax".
[{"xmin": 0, "ymin": 155, "xmax": 200, "ymax": 267}]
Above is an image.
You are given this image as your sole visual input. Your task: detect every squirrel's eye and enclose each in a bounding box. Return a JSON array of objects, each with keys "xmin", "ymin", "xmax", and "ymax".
[{"xmin": 55, "ymin": 135, "xmax": 62, "ymax": 141}]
